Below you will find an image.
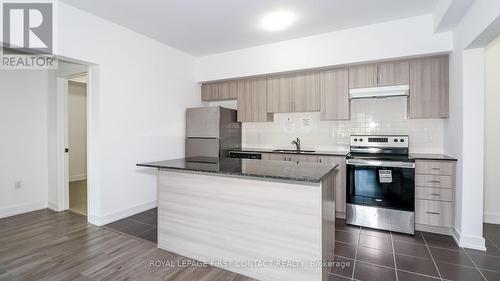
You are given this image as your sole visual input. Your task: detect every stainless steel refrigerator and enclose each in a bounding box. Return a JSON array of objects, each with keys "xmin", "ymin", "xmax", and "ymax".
[{"xmin": 185, "ymin": 106, "xmax": 241, "ymax": 158}]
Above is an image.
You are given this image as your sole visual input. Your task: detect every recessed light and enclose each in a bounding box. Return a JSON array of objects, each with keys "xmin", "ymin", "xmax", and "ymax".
[{"xmin": 261, "ymin": 11, "xmax": 295, "ymax": 31}]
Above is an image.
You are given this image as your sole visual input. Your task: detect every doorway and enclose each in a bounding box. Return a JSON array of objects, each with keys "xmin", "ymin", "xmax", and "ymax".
[{"xmin": 67, "ymin": 77, "xmax": 88, "ymax": 216}]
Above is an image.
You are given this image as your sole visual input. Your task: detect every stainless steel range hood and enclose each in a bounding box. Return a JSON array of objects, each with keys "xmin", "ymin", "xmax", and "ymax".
[{"xmin": 349, "ymin": 85, "xmax": 409, "ymax": 100}]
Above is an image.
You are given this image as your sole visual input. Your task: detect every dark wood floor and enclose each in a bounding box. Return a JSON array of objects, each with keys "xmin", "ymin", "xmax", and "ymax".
[
  {"xmin": 0, "ymin": 209, "xmax": 257, "ymax": 281},
  {"xmin": 3, "ymin": 209, "xmax": 500, "ymax": 281}
]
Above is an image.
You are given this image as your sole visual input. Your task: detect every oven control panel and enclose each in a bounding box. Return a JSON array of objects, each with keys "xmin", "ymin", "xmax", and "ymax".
[{"xmin": 350, "ymin": 135, "xmax": 409, "ymax": 148}]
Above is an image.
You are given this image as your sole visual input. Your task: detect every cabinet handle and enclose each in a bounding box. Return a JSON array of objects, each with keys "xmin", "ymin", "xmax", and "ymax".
[
  {"xmin": 431, "ymin": 168, "xmax": 441, "ymax": 170},
  {"xmin": 426, "ymin": 212, "xmax": 441, "ymax": 215},
  {"xmin": 376, "ymin": 65, "xmax": 380, "ymax": 85},
  {"xmin": 428, "ymin": 180, "xmax": 441, "ymax": 183},
  {"xmin": 430, "ymin": 193, "xmax": 440, "ymax": 196}
]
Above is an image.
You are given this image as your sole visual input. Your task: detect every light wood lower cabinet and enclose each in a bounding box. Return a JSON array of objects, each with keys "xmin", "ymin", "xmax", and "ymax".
[
  {"xmin": 261, "ymin": 153, "xmax": 346, "ymax": 218},
  {"xmin": 415, "ymin": 160, "xmax": 456, "ymax": 234},
  {"xmin": 415, "ymin": 160, "xmax": 454, "ymax": 176},
  {"xmin": 318, "ymin": 156, "xmax": 346, "ymax": 216},
  {"xmin": 415, "ymin": 199, "xmax": 453, "ymax": 228},
  {"xmin": 416, "ymin": 174, "xmax": 454, "ymax": 188},
  {"xmin": 415, "ymin": 187, "xmax": 453, "ymax": 202}
]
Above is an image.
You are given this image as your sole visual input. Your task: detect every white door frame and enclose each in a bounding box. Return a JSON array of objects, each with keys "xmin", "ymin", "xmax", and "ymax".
[
  {"xmin": 56, "ymin": 77, "xmax": 70, "ymax": 211},
  {"xmin": 56, "ymin": 73, "xmax": 88, "ymax": 212}
]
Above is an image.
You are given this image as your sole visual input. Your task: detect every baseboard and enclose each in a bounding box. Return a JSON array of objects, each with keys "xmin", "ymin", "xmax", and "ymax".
[
  {"xmin": 336, "ymin": 212, "xmax": 346, "ymax": 220},
  {"xmin": 0, "ymin": 201, "xmax": 48, "ymax": 219},
  {"xmin": 69, "ymin": 174, "xmax": 87, "ymax": 182},
  {"xmin": 452, "ymin": 227, "xmax": 486, "ymax": 251},
  {"xmin": 88, "ymin": 200, "xmax": 157, "ymax": 226},
  {"xmin": 47, "ymin": 201, "xmax": 58, "ymax": 211},
  {"xmin": 484, "ymin": 212, "xmax": 500, "ymax": 224},
  {"xmin": 416, "ymin": 224, "xmax": 453, "ymax": 235}
]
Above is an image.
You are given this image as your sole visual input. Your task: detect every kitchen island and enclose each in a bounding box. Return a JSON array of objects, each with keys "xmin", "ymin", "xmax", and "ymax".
[{"xmin": 137, "ymin": 157, "xmax": 338, "ymax": 281}]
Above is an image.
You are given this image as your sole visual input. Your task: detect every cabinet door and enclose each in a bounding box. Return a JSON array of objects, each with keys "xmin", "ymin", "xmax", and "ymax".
[
  {"xmin": 261, "ymin": 153, "xmax": 285, "ymax": 161},
  {"xmin": 237, "ymin": 78, "xmax": 272, "ymax": 122},
  {"xmin": 267, "ymin": 75, "xmax": 293, "ymax": 113},
  {"xmin": 219, "ymin": 80, "xmax": 239, "ymax": 100},
  {"xmin": 320, "ymin": 68, "xmax": 350, "ymax": 120},
  {"xmin": 292, "ymin": 71, "xmax": 320, "ymax": 112},
  {"xmin": 201, "ymin": 83, "xmax": 220, "ymax": 101},
  {"xmin": 415, "ymin": 199, "xmax": 453, "ymax": 227},
  {"xmin": 348, "ymin": 64, "xmax": 377, "ymax": 89},
  {"xmin": 409, "ymin": 56, "xmax": 449, "ymax": 118},
  {"xmin": 237, "ymin": 80, "xmax": 251, "ymax": 122},
  {"xmin": 318, "ymin": 156, "xmax": 346, "ymax": 214},
  {"xmin": 377, "ymin": 60, "xmax": 409, "ymax": 87},
  {"xmin": 296, "ymin": 155, "xmax": 319, "ymax": 162}
]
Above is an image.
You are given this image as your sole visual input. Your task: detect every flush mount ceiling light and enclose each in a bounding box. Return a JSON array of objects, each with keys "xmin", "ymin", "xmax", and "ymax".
[{"xmin": 261, "ymin": 11, "xmax": 295, "ymax": 31}]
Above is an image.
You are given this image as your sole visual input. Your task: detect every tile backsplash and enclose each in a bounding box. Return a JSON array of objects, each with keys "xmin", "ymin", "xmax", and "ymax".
[{"xmin": 242, "ymin": 97, "xmax": 445, "ymax": 154}]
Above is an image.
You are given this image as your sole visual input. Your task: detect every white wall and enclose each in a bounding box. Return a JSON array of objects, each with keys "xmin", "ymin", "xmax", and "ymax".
[
  {"xmin": 195, "ymin": 14, "xmax": 452, "ymax": 82},
  {"xmin": 52, "ymin": 3, "xmax": 200, "ymax": 225},
  {"xmin": 484, "ymin": 36, "xmax": 500, "ymax": 224},
  {"xmin": 68, "ymin": 82, "xmax": 87, "ymax": 181},
  {"xmin": 243, "ymin": 97, "xmax": 445, "ymax": 154},
  {"xmin": 444, "ymin": 0, "xmax": 500, "ymax": 250},
  {"xmin": 0, "ymin": 70, "xmax": 49, "ymax": 218}
]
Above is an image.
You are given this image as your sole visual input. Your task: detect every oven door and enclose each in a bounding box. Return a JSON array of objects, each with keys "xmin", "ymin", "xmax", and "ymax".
[{"xmin": 346, "ymin": 159, "xmax": 415, "ymax": 212}]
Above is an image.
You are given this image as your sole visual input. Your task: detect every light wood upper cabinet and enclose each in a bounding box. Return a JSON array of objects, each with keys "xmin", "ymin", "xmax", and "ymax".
[
  {"xmin": 292, "ymin": 71, "xmax": 320, "ymax": 112},
  {"xmin": 348, "ymin": 64, "xmax": 378, "ymax": 89},
  {"xmin": 202, "ymin": 56, "xmax": 448, "ymax": 121},
  {"xmin": 409, "ymin": 56, "xmax": 449, "ymax": 119},
  {"xmin": 320, "ymin": 68, "xmax": 350, "ymax": 120},
  {"xmin": 349, "ymin": 61, "xmax": 409, "ymax": 89},
  {"xmin": 201, "ymin": 81, "xmax": 238, "ymax": 101},
  {"xmin": 201, "ymin": 83, "xmax": 220, "ymax": 101},
  {"xmin": 267, "ymin": 75, "xmax": 293, "ymax": 113},
  {"xmin": 377, "ymin": 60, "xmax": 410, "ymax": 87},
  {"xmin": 219, "ymin": 80, "xmax": 239, "ymax": 100},
  {"xmin": 237, "ymin": 78, "xmax": 273, "ymax": 122}
]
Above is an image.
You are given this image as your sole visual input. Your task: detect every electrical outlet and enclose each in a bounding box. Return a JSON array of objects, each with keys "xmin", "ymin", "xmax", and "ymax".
[{"xmin": 14, "ymin": 181, "xmax": 22, "ymax": 189}]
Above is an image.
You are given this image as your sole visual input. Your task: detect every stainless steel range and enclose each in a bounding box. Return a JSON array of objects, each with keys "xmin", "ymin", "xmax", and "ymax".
[{"xmin": 346, "ymin": 135, "xmax": 415, "ymax": 235}]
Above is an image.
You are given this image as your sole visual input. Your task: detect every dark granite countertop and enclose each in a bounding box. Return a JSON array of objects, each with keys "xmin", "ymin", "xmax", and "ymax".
[
  {"xmin": 409, "ymin": 154, "xmax": 457, "ymax": 161},
  {"xmin": 137, "ymin": 157, "xmax": 338, "ymax": 184},
  {"xmin": 229, "ymin": 148, "xmax": 349, "ymax": 157}
]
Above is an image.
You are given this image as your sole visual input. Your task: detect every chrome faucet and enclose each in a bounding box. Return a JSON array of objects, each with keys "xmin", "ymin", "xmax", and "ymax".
[{"xmin": 291, "ymin": 137, "xmax": 301, "ymax": 151}]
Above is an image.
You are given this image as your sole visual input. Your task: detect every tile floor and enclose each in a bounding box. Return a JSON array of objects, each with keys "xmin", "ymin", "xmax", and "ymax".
[
  {"xmin": 106, "ymin": 209, "xmax": 500, "ymax": 281},
  {"xmin": 104, "ymin": 208, "xmax": 157, "ymax": 242},
  {"xmin": 331, "ymin": 220, "xmax": 500, "ymax": 281}
]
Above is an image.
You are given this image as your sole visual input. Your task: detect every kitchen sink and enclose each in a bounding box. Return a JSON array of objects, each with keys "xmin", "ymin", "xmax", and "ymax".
[{"xmin": 272, "ymin": 149, "xmax": 316, "ymax": 153}]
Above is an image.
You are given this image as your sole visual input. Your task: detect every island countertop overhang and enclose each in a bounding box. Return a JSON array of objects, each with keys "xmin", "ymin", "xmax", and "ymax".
[{"xmin": 137, "ymin": 157, "xmax": 338, "ymax": 184}]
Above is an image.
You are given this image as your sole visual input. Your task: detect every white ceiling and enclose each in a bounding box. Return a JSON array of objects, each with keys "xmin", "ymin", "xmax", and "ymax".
[{"xmin": 60, "ymin": 0, "xmax": 438, "ymax": 56}]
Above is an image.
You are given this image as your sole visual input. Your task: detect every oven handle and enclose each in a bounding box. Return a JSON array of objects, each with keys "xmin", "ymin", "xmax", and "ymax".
[{"xmin": 346, "ymin": 159, "xmax": 416, "ymax": 169}]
